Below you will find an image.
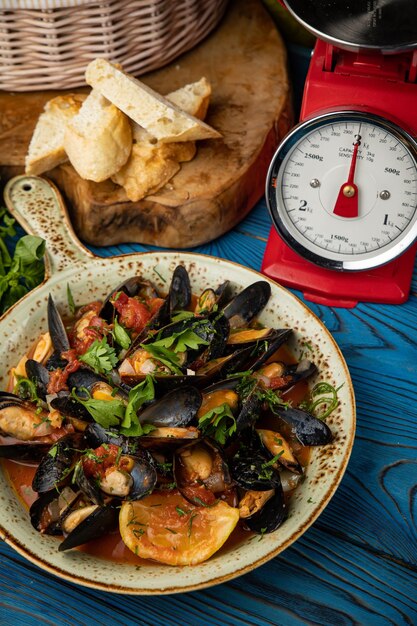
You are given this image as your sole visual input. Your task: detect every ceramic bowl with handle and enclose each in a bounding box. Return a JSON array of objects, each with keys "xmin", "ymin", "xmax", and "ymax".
[{"xmin": 0, "ymin": 175, "xmax": 355, "ymax": 594}]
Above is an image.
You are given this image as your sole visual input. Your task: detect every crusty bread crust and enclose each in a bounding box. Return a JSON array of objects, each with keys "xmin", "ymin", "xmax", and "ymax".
[
  {"xmin": 85, "ymin": 59, "xmax": 221, "ymax": 143},
  {"xmin": 64, "ymin": 89, "xmax": 132, "ymax": 182},
  {"xmin": 25, "ymin": 93, "xmax": 86, "ymax": 175},
  {"xmin": 111, "ymin": 79, "xmax": 210, "ymax": 201}
]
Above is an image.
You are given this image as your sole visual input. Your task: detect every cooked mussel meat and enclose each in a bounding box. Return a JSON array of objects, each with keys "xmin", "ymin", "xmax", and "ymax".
[{"xmin": 174, "ymin": 439, "xmax": 234, "ymax": 506}]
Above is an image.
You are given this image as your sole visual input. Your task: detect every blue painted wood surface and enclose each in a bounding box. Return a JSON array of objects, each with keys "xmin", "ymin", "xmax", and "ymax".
[
  {"xmin": 1, "ymin": 196, "xmax": 416, "ymax": 626},
  {"xmin": 1, "ymin": 40, "xmax": 417, "ymax": 626}
]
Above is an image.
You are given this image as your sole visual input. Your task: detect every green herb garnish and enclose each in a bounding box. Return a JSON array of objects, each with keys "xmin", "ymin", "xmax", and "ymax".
[
  {"xmin": 120, "ymin": 375, "xmax": 156, "ymax": 437},
  {"xmin": 300, "ymin": 381, "xmax": 343, "ymax": 419},
  {"xmin": 112, "ymin": 317, "xmax": 131, "ymax": 350},
  {"xmin": 198, "ymin": 402, "xmax": 237, "ymax": 445},
  {"xmin": 0, "ymin": 207, "xmax": 45, "ymax": 314},
  {"xmin": 79, "ymin": 337, "xmax": 118, "ymax": 375},
  {"xmin": 71, "ymin": 387, "xmax": 125, "ymax": 429},
  {"xmin": 67, "ymin": 284, "xmax": 76, "ymax": 317}
]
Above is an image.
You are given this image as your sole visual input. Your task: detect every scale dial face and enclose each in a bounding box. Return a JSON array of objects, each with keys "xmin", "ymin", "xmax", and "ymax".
[{"xmin": 267, "ymin": 111, "xmax": 417, "ymax": 271}]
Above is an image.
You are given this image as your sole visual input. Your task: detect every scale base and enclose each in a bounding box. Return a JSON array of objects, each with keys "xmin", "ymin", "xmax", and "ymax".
[{"xmin": 262, "ymin": 228, "xmax": 417, "ymax": 307}]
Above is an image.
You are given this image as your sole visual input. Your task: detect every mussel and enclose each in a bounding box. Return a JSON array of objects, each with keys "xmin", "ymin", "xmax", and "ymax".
[{"xmin": 173, "ymin": 439, "xmax": 235, "ymax": 506}]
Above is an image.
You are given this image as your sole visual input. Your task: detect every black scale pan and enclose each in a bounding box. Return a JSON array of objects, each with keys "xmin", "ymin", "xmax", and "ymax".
[{"xmin": 284, "ymin": 0, "xmax": 417, "ymax": 53}]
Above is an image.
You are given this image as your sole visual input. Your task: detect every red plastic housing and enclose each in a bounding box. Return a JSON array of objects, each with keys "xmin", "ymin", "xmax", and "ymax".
[{"xmin": 262, "ymin": 40, "xmax": 417, "ymax": 307}]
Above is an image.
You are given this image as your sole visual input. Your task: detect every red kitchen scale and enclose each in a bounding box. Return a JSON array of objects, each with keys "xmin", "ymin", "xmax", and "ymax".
[{"xmin": 262, "ymin": 0, "xmax": 417, "ymax": 307}]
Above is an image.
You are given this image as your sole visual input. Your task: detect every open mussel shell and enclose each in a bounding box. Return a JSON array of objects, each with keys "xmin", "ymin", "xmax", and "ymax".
[
  {"xmin": 47, "ymin": 294, "xmax": 70, "ymax": 354},
  {"xmin": 242, "ymin": 485, "xmax": 287, "ymax": 534},
  {"xmin": 0, "ymin": 392, "xmax": 52, "ymax": 441},
  {"xmin": 194, "ymin": 281, "xmax": 231, "ymax": 314},
  {"xmin": 100, "ymin": 276, "xmax": 160, "ymax": 322},
  {"xmin": 25, "ymin": 359, "xmax": 50, "ymax": 400},
  {"xmin": 84, "ymin": 423, "xmax": 125, "ymax": 449},
  {"xmin": 248, "ymin": 329, "xmax": 293, "ymax": 371},
  {"xmin": 257, "ymin": 429, "xmax": 303, "ymax": 475},
  {"xmin": 256, "ymin": 358, "xmax": 318, "ymax": 391},
  {"xmin": 169, "ymin": 265, "xmax": 191, "ymax": 314},
  {"xmin": 273, "ymin": 407, "xmax": 333, "ymax": 446},
  {"xmin": 30, "ymin": 486, "xmax": 82, "ymax": 535},
  {"xmin": 32, "ymin": 432, "xmax": 86, "ymax": 493},
  {"xmin": 173, "ymin": 438, "xmax": 234, "ymax": 505},
  {"xmin": 222, "ymin": 281, "xmax": 271, "ymax": 329},
  {"xmin": 59, "ymin": 504, "xmax": 119, "ymax": 552},
  {"xmin": 230, "ymin": 451, "xmax": 282, "ymax": 491},
  {"xmin": 0, "ymin": 439, "xmax": 52, "ymax": 462},
  {"xmin": 138, "ymin": 385, "xmax": 202, "ymax": 428}
]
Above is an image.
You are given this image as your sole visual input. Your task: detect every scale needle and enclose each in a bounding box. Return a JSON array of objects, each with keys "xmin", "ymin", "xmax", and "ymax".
[{"xmin": 333, "ymin": 136, "xmax": 361, "ymax": 218}]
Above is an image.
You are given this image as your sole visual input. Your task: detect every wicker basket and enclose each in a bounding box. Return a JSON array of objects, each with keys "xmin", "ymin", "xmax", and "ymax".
[{"xmin": 0, "ymin": 0, "xmax": 228, "ymax": 91}]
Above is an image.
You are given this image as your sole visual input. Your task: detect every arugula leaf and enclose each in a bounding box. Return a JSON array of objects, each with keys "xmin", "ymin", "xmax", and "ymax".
[
  {"xmin": 198, "ymin": 402, "xmax": 237, "ymax": 445},
  {"xmin": 112, "ymin": 317, "xmax": 131, "ymax": 350},
  {"xmin": 79, "ymin": 337, "xmax": 118, "ymax": 374},
  {"xmin": 120, "ymin": 375, "xmax": 156, "ymax": 437},
  {"xmin": 67, "ymin": 284, "xmax": 76, "ymax": 316},
  {"xmin": 71, "ymin": 387, "xmax": 125, "ymax": 428}
]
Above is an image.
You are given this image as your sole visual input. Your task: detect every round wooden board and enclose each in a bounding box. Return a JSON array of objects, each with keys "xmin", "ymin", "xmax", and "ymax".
[{"xmin": 0, "ymin": 0, "xmax": 291, "ymax": 248}]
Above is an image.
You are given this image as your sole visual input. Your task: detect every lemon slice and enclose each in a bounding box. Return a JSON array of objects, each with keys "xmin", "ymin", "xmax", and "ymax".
[{"xmin": 119, "ymin": 490, "xmax": 239, "ymax": 565}]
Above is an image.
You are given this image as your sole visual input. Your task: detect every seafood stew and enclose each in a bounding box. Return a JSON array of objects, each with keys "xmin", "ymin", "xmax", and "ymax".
[{"xmin": 1, "ymin": 265, "xmax": 338, "ymax": 567}]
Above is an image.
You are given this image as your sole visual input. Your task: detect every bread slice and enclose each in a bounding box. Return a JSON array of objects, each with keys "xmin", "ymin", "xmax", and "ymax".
[
  {"xmin": 64, "ymin": 89, "xmax": 132, "ymax": 182},
  {"xmin": 111, "ymin": 78, "xmax": 211, "ymax": 201},
  {"xmin": 25, "ymin": 94, "xmax": 86, "ymax": 175},
  {"xmin": 85, "ymin": 59, "xmax": 221, "ymax": 143}
]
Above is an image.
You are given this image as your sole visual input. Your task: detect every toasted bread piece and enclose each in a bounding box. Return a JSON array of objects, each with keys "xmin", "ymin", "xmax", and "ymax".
[
  {"xmin": 85, "ymin": 59, "xmax": 221, "ymax": 143},
  {"xmin": 111, "ymin": 79, "xmax": 211, "ymax": 201},
  {"xmin": 25, "ymin": 94, "xmax": 86, "ymax": 175},
  {"xmin": 64, "ymin": 89, "xmax": 132, "ymax": 182}
]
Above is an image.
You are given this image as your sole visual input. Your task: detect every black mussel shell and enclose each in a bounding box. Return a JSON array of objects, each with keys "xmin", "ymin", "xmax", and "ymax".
[
  {"xmin": 128, "ymin": 455, "xmax": 157, "ymax": 500},
  {"xmin": 30, "ymin": 487, "xmax": 81, "ymax": 535},
  {"xmin": 222, "ymin": 281, "xmax": 271, "ymax": 328},
  {"xmin": 32, "ymin": 433, "xmax": 86, "ymax": 493},
  {"xmin": 235, "ymin": 385, "xmax": 263, "ymax": 433},
  {"xmin": 273, "ymin": 407, "xmax": 333, "ymax": 446},
  {"xmin": 48, "ymin": 294, "xmax": 70, "ymax": 353},
  {"xmin": 169, "ymin": 265, "xmax": 191, "ymax": 314},
  {"xmin": 204, "ymin": 314, "xmax": 230, "ymax": 361},
  {"xmin": 243, "ymin": 485, "xmax": 287, "ymax": 534},
  {"xmin": 138, "ymin": 385, "xmax": 202, "ymax": 428},
  {"xmin": 59, "ymin": 504, "xmax": 119, "ymax": 552},
  {"xmin": 0, "ymin": 440, "xmax": 51, "ymax": 462},
  {"xmin": 30, "ymin": 489, "xmax": 63, "ymax": 535},
  {"xmin": 100, "ymin": 276, "xmax": 159, "ymax": 322},
  {"xmin": 25, "ymin": 359, "xmax": 50, "ymax": 400},
  {"xmin": 73, "ymin": 461, "xmax": 104, "ymax": 505},
  {"xmin": 230, "ymin": 455, "xmax": 282, "ymax": 491},
  {"xmin": 249, "ymin": 329, "xmax": 293, "ymax": 371},
  {"xmin": 50, "ymin": 393, "xmax": 91, "ymax": 420},
  {"xmin": 84, "ymin": 423, "xmax": 125, "ymax": 449}
]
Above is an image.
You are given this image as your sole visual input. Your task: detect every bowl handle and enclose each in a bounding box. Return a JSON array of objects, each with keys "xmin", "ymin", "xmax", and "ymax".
[{"xmin": 3, "ymin": 175, "xmax": 95, "ymax": 278}]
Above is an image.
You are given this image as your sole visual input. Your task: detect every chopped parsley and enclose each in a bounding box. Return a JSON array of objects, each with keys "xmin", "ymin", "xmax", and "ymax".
[
  {"xmin": 120, "ymin": 375, "xmax": 156, "ymax": 437},
  {"xmin": 198, "ymin": 402, "xmax": 237, "ymax": 445},
  {"xmin": 79, "ymin": 337, "xmax": 118, "ymax": 375},
  {"xmin": 71, "ymin": 387, "xmax": 125, "ymax": 429}
]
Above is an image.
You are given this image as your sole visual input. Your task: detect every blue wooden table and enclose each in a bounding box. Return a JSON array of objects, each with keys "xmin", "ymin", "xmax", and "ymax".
[{"xmin": 1, "ymin": 44, "xmax": 417, "ymax": 626}]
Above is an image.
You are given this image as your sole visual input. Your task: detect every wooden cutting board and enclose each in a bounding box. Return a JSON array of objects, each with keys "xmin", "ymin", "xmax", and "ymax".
[{"xmin": 0, "ymin": 0, "xmax": 291, "ymax": 248}]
